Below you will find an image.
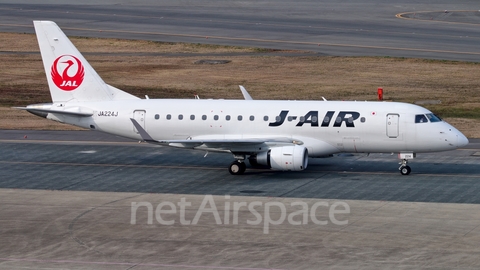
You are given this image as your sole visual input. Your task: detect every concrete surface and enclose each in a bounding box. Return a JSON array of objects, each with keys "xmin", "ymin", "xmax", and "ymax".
[
  {"xmin": 0, "ymin": 131, "xmax": 478, "ymax": 268},
  {"xmin": 1, "ymin": 189, "xmax": 480, "ymax": 269}
]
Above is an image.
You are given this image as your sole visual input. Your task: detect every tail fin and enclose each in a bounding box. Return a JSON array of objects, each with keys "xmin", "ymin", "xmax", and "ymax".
[{"xmin": 34, "ymin": 21, "xmax": 138, "ymax": 103}]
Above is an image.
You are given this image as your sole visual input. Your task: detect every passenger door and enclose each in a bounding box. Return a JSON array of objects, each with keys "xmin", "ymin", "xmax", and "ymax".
[{"xmin": 386, "ymin": 114, "xmax": 399, "ymax": 138}]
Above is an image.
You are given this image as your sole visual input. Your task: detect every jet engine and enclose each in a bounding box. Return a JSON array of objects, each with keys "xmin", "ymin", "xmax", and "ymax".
[{"xmin": 253, "ymin": 145, "xmax": 308, "ymax": 171}]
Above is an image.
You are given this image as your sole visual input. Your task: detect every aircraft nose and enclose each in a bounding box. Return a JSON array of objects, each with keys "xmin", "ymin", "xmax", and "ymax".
[{"xmin": 457, "ymin": 132, "xmax": 469, "ymax": 147}]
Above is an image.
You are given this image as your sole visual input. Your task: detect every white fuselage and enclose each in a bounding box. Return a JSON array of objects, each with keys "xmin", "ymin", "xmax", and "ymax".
[{"xmin": 48, "ymin": 99, "xmax": 468, "ymax": 156}]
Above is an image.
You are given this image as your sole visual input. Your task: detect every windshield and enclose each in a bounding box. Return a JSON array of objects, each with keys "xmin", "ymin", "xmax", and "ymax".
[
  {"xmin": 426, "ymin": 113, "xmax": 442, "ymax": 122},
  {"xmin": 415, "ymin": 113, "xmax": 443, "ymax": 123}
]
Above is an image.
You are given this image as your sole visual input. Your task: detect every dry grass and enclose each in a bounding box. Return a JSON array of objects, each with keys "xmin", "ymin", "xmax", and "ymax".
[
  {"xmin": 1, "ymin": 33, "xmax": 480, "ymax": 137},
  {"xmin": 0, "ymin": 32, "xmax": 261, "ymax": 53}
]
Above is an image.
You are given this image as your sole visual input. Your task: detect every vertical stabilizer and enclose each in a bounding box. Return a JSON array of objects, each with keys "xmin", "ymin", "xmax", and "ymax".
[{"xmin": 34, "ymin": 21, "xmax": 137, "ymax": 103}]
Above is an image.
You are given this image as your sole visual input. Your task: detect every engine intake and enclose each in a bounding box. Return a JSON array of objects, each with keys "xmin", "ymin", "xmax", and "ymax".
[{"xmin": 255, "ymin": 145, "xmax": 308, "ymax": 171}]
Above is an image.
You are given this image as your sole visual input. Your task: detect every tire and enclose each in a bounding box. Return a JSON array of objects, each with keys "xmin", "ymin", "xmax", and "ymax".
[
  {"xmin": 400, "ymin": 165, "xmax": 411, "ymax": 175},
  {"xmin": 229, "ymin": 161, "xmax": 246, "ymax": 175}
]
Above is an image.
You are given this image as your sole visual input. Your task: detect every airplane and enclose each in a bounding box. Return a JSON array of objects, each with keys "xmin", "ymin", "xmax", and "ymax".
[{"xmin": 16, "ymin": 21, "xmax": 469, "ymax": 175}]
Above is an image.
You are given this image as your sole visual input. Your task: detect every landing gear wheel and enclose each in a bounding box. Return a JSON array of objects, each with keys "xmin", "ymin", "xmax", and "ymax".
[
  {"xmin": 398, "ymin": 158, "xmax": 412, "ymax": 175},
  {"xmin": 229, "ymin": 161, "xmax": 246, "ymax": 175},
  {"xmin": 400, "ymin": 165, "xmax": 411, "ymax": 175}
]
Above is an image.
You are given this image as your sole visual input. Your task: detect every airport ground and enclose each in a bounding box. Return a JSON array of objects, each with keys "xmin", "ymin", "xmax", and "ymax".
[
  {"xmin": 0, "ymin": 131, "xmax": 479, "ymax": 269},
  {"xmin": 1, "ymin": 0, "xmax": 480, "ymax": 269}
]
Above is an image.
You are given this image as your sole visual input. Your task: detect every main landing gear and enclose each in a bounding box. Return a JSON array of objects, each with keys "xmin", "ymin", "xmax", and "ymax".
[
  {"xmin": 229, "ymin": 160, "xmax": 246, "ymax": 175},
  {"xmin": 398, "ymin": 153, "xmax": 415, "ymax": 175},
  {"xmin": 229, "ymin": 154, "xmax": 269, "ymax": 175}
]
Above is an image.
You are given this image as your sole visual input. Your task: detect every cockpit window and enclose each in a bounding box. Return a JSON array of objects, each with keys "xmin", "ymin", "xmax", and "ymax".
[
  {"xmin": 426, "ymin": 113, "xmax": 442, "ymax": 122},
  {"xmin": 415, "ymin": 114, "xmax": 428, "ymax": 123}
]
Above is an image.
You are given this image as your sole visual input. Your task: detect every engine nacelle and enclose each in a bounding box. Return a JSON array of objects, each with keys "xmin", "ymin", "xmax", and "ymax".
[{"xmin": 255, "ymin": 145, "xmax": 308, "ymax": 171}]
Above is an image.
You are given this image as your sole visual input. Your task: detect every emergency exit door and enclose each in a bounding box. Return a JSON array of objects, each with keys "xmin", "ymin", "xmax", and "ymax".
[{"xmin": 386, "ymin": 114, "xmax": 399, "ymax": 138}]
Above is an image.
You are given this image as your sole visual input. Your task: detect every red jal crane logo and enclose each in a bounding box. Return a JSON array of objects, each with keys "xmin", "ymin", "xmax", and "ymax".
[{"xmin": 51, "ymin": 55, "xmax": 85, "ymax": 91}]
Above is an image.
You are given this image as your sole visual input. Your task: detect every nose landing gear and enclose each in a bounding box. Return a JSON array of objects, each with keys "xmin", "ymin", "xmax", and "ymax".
[
  {"xmin": 398, "ymin": 153, "xmax": 415, "ymax": 175},
  {"xmin": 399, "ymin": 160, "xmax": 411, "ymax": 175}
]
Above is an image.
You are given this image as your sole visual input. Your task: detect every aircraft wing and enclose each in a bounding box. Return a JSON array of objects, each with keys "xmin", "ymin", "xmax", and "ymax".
[{"xmin": 130, "ymin": 118, "xmax": 302, "ymax": 151}]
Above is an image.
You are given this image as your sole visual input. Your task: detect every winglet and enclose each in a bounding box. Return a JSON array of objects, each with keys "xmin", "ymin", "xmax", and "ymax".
[
  {"xmin": 130, "ymin": 118, "xmax": 157, "ymax": 143},
  {"xmin": 239, "ymin": 85, "xmax": 253, "ymax": 100}
]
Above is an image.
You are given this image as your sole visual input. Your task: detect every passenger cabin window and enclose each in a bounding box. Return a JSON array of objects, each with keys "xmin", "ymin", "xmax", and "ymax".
[
  {"xmin": 154, "ymin": 114, "xmax": 160, "ymax": 120},
  {"xmin": 178, "ymin": 114, "xmax": 183, "ymax": 120},
  {"xmin": 238, "ymin": 115, "xmax": 243, "ymax": 121},
  {"xmin": 426, "ymin": 113, "xmax": 442, "ymax": 122},
  {"xmin": 415, "ymin": 114, "xmax": 428, "ymax": 123},
  {"xmin": 249, "ymin": 115, "xmax": 255, "ymax": 121},
  {"xmin": 263, "ymin": 116, "xmax": 269, "ymax": 121},
  {"xmin": 226, "ymin": 115, "xmax": 231, "ymax": 121},
  {"xmin": 202, "ymin": 115, "xmax": 207, "ymax": 120},
  {"xmin": 166, "ymin": 114, "xmax": 172, "ymax": 120},
  {"xmin": 214, "ymin": 115, "xmax": 219, "ymax": 121},
  {"xmin": 190, "ymin": 115, "xmax": 195, "ymax": 120}
]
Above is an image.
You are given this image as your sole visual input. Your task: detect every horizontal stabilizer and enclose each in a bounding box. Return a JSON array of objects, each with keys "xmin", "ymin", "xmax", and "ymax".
[{"xmin": 14, "ymin": 107, "xmax": 93, "ymax": 117}]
